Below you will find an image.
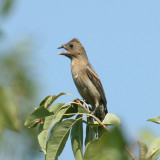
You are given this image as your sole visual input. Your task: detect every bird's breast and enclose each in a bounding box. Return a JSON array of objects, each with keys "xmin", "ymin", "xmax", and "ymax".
[{"xmin": 71, "ymin": 60, "xmax": 100, "ymax": 106}]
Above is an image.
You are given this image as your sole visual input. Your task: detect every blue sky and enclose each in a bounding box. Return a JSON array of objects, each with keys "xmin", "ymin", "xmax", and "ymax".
[{"xmin": 3, "ymin": 0, "xmax": 160, "ymax": 159}]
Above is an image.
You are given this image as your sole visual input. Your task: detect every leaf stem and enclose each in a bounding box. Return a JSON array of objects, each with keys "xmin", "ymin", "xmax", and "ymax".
[
  {"xmin": 65, "ymin": 93, "xmax": 77, "ymax": 100},
  {"xmin": 63, "ymin": 112, "xmax": 109, "ymax": 132},
  {"xmin": 79, "ymin": 99, "xmax": 90, "ymax": 112},
  {"xmin": 125, "ymin": 147, "xmax": 136, "ymax": 160},
  {"xmin": 66, "ymin": 101, "xmax": 90, "ymax": 113}
]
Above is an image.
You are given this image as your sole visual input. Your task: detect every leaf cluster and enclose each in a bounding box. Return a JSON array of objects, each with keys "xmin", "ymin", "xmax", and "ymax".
[
  {"xmin": 25, "ymin": 93, "xmax": 160, "ymax": 160},
  {"xmin": 25, "ymin": 93, "xmax": 125, "ymax": 160}
]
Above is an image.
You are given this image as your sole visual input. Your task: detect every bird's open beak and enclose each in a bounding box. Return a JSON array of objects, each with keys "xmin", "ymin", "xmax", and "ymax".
[
  {"xmin": 57, "ymin": 45, "xmax": 64, "ymax": 49},
  {"xmin": 57, "ymin": 45, "xmax": 68, "ymax": 56}
]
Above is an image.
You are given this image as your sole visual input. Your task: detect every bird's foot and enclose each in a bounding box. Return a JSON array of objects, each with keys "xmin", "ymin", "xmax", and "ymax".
[
  {"xmin": 89, "ymin": 109, "xmax": 97, "ymax": 120},
  {"xmin": 90, "ymin": 110, "xmax": 96, "ymax": 116},
  {"xmin": 83, "ymin": 99, "xmax": 89, "ymax": 104},
  {"xmin": 90, "ymin": 107, "xmax": 98, "ymax": 116}
]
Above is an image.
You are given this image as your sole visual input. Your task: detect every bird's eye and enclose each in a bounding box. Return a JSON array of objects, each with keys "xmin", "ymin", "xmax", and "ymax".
[{"xmin": 69, "ymin": 44, "xmax": 73, "ymax": 48}]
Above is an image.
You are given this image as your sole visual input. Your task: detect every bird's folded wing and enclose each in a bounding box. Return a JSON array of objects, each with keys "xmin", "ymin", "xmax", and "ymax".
[{"xmin": 86, "ymin": 64, "xmax": 107, "ymax": 106}]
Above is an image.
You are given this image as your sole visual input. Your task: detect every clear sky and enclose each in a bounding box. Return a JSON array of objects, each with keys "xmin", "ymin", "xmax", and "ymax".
[{"xmin": 3, "ymin": 0, "xmax": 160, "ymax": 159}]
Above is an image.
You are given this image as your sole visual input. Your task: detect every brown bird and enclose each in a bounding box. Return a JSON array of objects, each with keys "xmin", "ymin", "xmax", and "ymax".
[{"xmin": 58, "ymin": 38, "xmax": 108, "ymax": 121}]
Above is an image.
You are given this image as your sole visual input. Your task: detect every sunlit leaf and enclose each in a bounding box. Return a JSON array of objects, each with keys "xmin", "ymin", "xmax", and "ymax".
[
  {"xmin": 138, "ymin": 129, "xmax": 155, "ymax": 144},
  {"xmin": 147, "ymin": 116, "xmax": 160, "ymax": 124},
  {"xmin": 145, "ymin": 137, "xmax": 160, "ymax": 160},
  {"xmin": 138, "ymin": 141, "xmax": 148, "ymax": 160},
  {"xmin": 102, "ymin": 113, "xmax": 120, "ymax": 126},
  {"xmin": 94, "ymin": 113, "xmax": 120, "ymax": 127},
  {"xmin": 71, "ymin": 115, "xmax": 83, "ymax": 160},
  {"xmin": 150, "ymin": 149, "xmax": 160, "ymax": 160}
]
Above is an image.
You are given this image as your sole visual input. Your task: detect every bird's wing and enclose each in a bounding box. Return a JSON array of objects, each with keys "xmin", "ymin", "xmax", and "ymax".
[{"xmin": 86, "ymin": 64, "xmax": 107, "ymax": 106}]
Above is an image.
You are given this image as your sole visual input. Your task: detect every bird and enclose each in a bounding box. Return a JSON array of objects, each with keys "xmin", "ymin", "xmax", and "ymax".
[{"xmin": 58, "ymin": 38, "xmax": 108, "ymax": 121}]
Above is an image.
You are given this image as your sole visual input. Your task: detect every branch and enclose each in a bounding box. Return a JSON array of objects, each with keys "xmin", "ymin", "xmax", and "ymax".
[{"xmin": 125, "ymin": 147, "xmax": 136, "ymax": 160}]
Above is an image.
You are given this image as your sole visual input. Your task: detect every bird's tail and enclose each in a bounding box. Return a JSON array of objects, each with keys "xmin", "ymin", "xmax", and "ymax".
[
  {"xmin": 96, "ymin": 103, "xmax": 107, "ymax": 121},
  {"xmin": 96, "ymin": 104, "xmax": 108, "ymax": 137}
]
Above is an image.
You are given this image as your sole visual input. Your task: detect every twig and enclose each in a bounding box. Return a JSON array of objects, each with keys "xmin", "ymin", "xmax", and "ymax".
[
  {"xmin": 64, "ymin": 101, "xmax": 108, "ymax": 131},
  {"xmin": 63, "ymin": 112, "xmax": 109, "ymax": 132},
  {"xmin": 65, "ymin": 101, "xmax": 87, "ymax": 111},
  {"xmin": 79, "ymin": 99, "xmax": 90, "ymax": 112},
  {"xmin": 76, "ymin": 99, "xmax": 90, "ymax": 112},
  {"xmin": 125, "ymin": 147, "xmax": 136, "ymax": 160},
  {"xmin": 65, "ymin": 93, "xmax": 77, "ymax": 100},
  {"xmin": 129, "ymin": 141, "xmax": 138, "ymax": 152}
]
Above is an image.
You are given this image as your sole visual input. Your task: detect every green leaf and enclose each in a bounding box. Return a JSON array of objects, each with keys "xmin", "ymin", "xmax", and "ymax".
[
  {"xmin": 150, "ymin": 149, "xmax": 160, "ymax": 160},
  {"xmin": 40, "ymin": 93, "xmax": 66, "ymax": 109},
  {"xmin": 78, "ymin": 105, "xmax": 88, "ymax": 114},
  {"xmin": 1, "ymin": 0, "xmax": 13, "ymax": 16},
  {"xmin": 46, "ymin": 119, "xmax": 81, "ymax": 160},
  {"xmin": 49, "ymin": 103, "xmax": 65, "ymax": 113},
  {"xmin": 147, "ymin": 116, "xmax": 160, "ymax": 124},
  {"xmin": 0, "ymin": 87, "xmax": 20, "ymax": 132},
  {"xmin": 38, "ymin": 103, "xmax": 65, "ymax": 154},
  {"xmin": 71, "ymin": 115, "xmax": 83, "ymax": 160},
  {"xmin": 94, "ymin": 113, "xmax": 120, "ymax": 127},
  {"xmin": 0, "ymin": 29, "xmax": 4, "ymax": 38},
  {"xmin": 85, "ymin": 118, "xmax": 96, "ymax": 147},
  {"xmin": 145, "ymin": 137, "xmax": 160, "ymax": 160},
  {"xmin": 84, "ymin": 138, "xmax": 103, "ymax": 160},
  {"xmin": 84, "ymin": 127, "xmax": 127, "ymax": 160},
  {"xmin": 138, "ymin": 141, "xmax": 148, "ymax": 160},
  {"xmin": 24, "ymin": 106, "xmax": 53, "ymax": 128},
  {"xmin": 62, "ymin": 104, "xmax": 78, "ymax": 119},
  {"xmin": 38, "ymin": 104, "xmax": 72, "ymax": 154}
]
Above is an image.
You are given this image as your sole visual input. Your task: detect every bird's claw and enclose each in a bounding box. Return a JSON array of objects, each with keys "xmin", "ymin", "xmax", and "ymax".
[{"xmin": 89, "ymin": 110, "xmax": 96, "ymax": 115}]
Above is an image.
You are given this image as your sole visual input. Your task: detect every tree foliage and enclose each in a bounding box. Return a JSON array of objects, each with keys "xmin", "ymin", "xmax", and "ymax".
[
  {"xmin": 23, "ymin": 93, "xmax": 158, "ymax": 160},
  {"xmin": 25, "ymin": 93, "xmax": 160, "ymax": 160},
  {"xmin": 0, "ymin": 1, "xmax": 41, "ymax": 160}
]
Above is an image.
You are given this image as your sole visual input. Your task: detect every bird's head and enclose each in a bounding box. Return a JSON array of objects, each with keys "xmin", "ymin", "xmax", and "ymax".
[{"xmin": 58, "ymin": 38, "xmax": 87, "ymax": 60}]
